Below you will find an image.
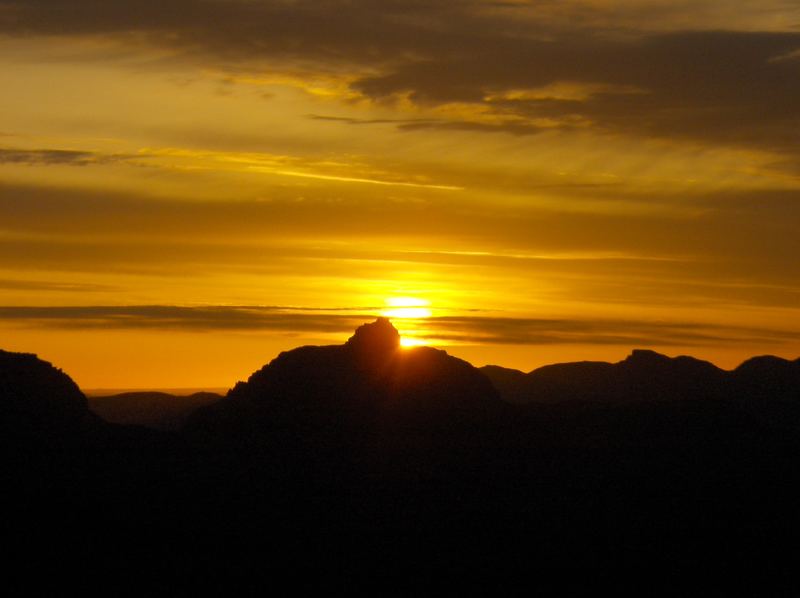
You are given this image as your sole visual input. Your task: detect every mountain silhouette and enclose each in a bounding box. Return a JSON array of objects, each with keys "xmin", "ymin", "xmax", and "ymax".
[
  {"xmin": 3, "ymin": 322, "xmax": 800, "ymax": 588},
  {"xmin": 731, "ymin": 355, "xmax": 800, "ymax": 429},
  {"xmin": 482, "ymin": 349, "xmax": 728, "ymax": 405},
  {"xmin": 223, "ymin": 317, "xmax": 500, "ymax": 411},
  {"xmin": 2, "ymin": 348, "xmax": 191, "ymax": 580},
  {"xmin": 185, "ymin": 318, "xmax": 506, "ymax": 478},
  {"xmin": 480, "ymin": 348, "xmax": 800, "ymax": 438},
  {"xmin": 0, "ymin": 349, "xmax": 98, "ymax": 443}
]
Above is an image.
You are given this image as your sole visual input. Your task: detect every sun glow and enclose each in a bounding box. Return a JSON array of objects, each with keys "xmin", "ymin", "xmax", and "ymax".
[
  {"xmin": 382, "ymin": 297, "xmax": 432, "ymax": 319},
  {"xmin": 384, "ymin": 306, "xmax": 432, "ymax": 318},
  {"xmin": 399, "ymin": 336, "xmax": 426, "ymax": 348},
  {"xmin": 381, "ymin": 297, "xmax": 432, "ymax": 348}
]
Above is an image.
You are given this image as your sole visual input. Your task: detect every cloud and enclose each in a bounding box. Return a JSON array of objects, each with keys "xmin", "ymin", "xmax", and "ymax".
[
  {"xmin": 310, "ymin": 113, "xmax": 556, "ymax": 136},
  {"xmin": 352, "ymin": 31, "xmax": 800, "ymax": 151},
  {"xmin": 0, "ymin": 147, "xmax": 129, "ymax": 166},
  {"xmin": 0, "ymin": 305, "xmax": 796, "ymax": 350},
  {"xmin": 423, "ymin": 315, "xmax": 800, "ymax": 348},
  {"xmin": 307, "ymin": 114, "xmax": 440, "ymax": 127},
  {"xmin": 0, "ymin": 0, "xmax": 472, "ymax": 65},
  {"xmin": 3, "ymin": 2, "xmax": 800, "ymax": 153},
  {"xmin": 248, "ymin": 164, "xmax": 463, "ymax": 190},
  {"xmin": 1, "ymin": 181, "xmax": 798, "ymax": 307},
  {"xmin": 0, "ymin": 278, "xmax": 115, "ymax": 292},
  {"xmin": 0, "ymin": 142, "xmax": 462, "ymax": 191},
  {"xmin": 0, "ymin": 305, "xmax": 374, "ymax": 333}
]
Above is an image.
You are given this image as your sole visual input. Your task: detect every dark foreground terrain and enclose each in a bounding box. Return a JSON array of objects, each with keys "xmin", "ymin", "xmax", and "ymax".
[{"xmin": 3, "ymin": 319, "xmax": 800, "ymax": 590}]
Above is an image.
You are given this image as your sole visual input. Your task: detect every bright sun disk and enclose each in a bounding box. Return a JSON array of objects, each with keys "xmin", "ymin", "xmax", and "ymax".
[
  {"xmin": 399, "ymin": 336, "xmax": 425, "ymax": 348},
  {"xmin": 382, "ymin": 296, "xmax": 432, "ymax": 319}
]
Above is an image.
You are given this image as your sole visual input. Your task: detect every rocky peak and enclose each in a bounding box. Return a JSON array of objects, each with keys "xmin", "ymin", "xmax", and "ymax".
[
  {"xmin": 345, "ymin": 317, "xmax": 401, "ymax": 355},
  {"xmin": 626, "ymin": 349, "xmax": 670, "ymax": 364}
]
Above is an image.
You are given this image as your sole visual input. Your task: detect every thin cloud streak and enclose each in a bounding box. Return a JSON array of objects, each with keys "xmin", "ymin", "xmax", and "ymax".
[
  {"xmin": 0, "ymin": 305, "xmax": 796, "ymax": 350},
  {"xmin": 0, "ymin": 144, "xmax": 461, "ymax": 192},
  {"xmin": 248, "ymin": 165, "xmax": 463, "ymax": 190},
  {"xmin": 0, "ymin": 279, "xmax": 116, "ymax": 292},
  {"xmin": 0, "ymin": 147, "xmax": 130, "ymax": 166},
  {"xmin": 422, "ymin": 315, "xmax": 800, "ymax": 348}
]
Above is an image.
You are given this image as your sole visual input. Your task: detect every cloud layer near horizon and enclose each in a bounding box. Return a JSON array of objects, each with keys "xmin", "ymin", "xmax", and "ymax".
[{"xmin": 0, "ymin": 305, "xmax": 796, "ymax": 351}]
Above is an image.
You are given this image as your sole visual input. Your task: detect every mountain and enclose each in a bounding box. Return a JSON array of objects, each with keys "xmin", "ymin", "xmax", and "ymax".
[
  {"xmin": 0, "ymin": 348, "xmax": 98, "ymax": 443},
  {"xmin": 1, "ymin": 349, "xmax": 190, "ymax": 549},
  {"xmin": 482, "ymin": 349, "xmax": 728, "ymax": 405},
  {"xmin": 3, "ymin": 326, "xmax": 800, "ymax": 586},
  {"xmin": 224, "ymin": 316, "xmax": 500, "ymax": 411},
  {"xmin": 481, "ymin": 349, "xmax": 800, "ymax": 434},
  {"xmin": 88, "ymin": 391, "xmax": 221, "ymax": 430},
  {"xmin": 731, "ymin": 355, "xmax": 800, "ymax": 429},
  {"xmin": 477, "ymin": 364, "xmax": 528, "ymax": 403},
  {"xmin": 185, "ymin": 317, "xmax": 507, "ymax": 473},
  {"xmin": 177, "ymin": 320, "xmax": 520, "ymax": 575}
]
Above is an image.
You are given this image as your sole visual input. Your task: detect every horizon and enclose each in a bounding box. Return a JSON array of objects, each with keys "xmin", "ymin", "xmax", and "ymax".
[
  {"xmin": 18, "ymin": 316, "xmax": 800, "ymax": 392},
  {"xmin": 83, "ymin": 387, "xmax": 230, "ymax": 397},
  {"xmin": 2, "ymin": 1, "xmax": 799, "ymax": 388}
]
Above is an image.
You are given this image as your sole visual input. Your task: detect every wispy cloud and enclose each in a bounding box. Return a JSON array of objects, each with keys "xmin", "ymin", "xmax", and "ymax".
[
  {"xmin": 247, "ymin": 165, "xmax": 463, "ymax": 191},
  {"xmin": 421, "ymin": 315, "xmax": 800, "ymax": 348},
  {"xmin": 308, "ymin": 114, "xmax": 440, "ymax": 127},
  {"xmin": 0, "ymin": 279, "xmax": 116, "ymax": 292},
  {"xmin": 0, "ymin": 143, "xmax": 463, "ymax": 193},
  {"xmin": 0, "ymin": 305, "xmax": 373, "ymax": 334},
  {"xmin": 0, "ymin": 305, "xmax": 796, "ymax": 350},
  {"xmin": 1, "ymin": 180, "xmax": 798, "ymax": 311},
  {"xmin": 0, "ymin": 148, "xmax": 130, "ymax": 166}
]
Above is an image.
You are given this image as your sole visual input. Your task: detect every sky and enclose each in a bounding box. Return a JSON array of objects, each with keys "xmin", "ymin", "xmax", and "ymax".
[{"xmin": 1, "ymin": 0, "xmax": 799, "ymax": 389}]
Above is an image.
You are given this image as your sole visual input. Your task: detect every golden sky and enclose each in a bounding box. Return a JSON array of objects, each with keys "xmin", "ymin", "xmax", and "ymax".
[{"xmin": 1, "ymin": 0, "xmax": 799, "ymax": 388}]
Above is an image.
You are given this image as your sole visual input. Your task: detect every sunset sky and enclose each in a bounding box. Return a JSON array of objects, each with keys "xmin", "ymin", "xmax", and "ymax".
[{"xmin": 1, "ymin": 0, "xmax": 799, "ymax": 389}]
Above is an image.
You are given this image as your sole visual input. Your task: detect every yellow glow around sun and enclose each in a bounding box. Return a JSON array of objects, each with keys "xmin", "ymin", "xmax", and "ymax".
[
  {"xmin": 399, "ymin": 336, "xmax": 426, "ymax": 348},
  {"xmin": 382, "ymin": 297, "xmax": 432, "ymax": 319},
  {"xmin": 381, "ymin": 297, "xmax": 432, "ymax": 348},
  {"xmin": 385, "ymin": 306, "xmax": 432, "ymax": 318}
]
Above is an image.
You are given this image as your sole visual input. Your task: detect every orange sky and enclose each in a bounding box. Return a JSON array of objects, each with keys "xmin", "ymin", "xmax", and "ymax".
[{"xmin": 1, "ymin": 1, "xmax": 799, "ymax": 389}]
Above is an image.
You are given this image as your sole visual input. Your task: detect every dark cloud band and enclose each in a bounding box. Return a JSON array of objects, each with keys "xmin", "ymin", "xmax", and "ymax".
[
  {"xmin": 0, "ymin": 148, "xmax": 128, "ymax": 166},
  {"xmin": 3, "ymin": 2, "xmax": 800, "ymax": 152},
  {"xmin": 0, "ymin": 305, "xmax": 795, "ymax": 350}
]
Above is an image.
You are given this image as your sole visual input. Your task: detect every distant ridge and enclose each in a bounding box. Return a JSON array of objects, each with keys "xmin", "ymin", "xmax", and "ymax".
[
  {"xmin": 88, "ymin": 391, "xmax": 221, "ymax": 430},
  {"xmin": 85, "ymin": 387, "xmax": 228, "ymax": 397},
  {"xmin": 481, "ymin": 349, "xmax": 727, "ymax": 405},
  {"xmin": 480, "ymin": 348, "xmax": 800, "ymax": 427}
]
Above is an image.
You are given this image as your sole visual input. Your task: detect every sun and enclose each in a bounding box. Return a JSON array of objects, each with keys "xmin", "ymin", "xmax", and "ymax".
[
  {"xmin": 399, "ymin": 336, "xmax": 426, "ymax": 348},
  {"xmin": 381, "ymin": 297, "xmax": 432, "ymax": 319},
  {"xmin": 380, "ymin": 297, "xmax": 431, "ymax": 348}
]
